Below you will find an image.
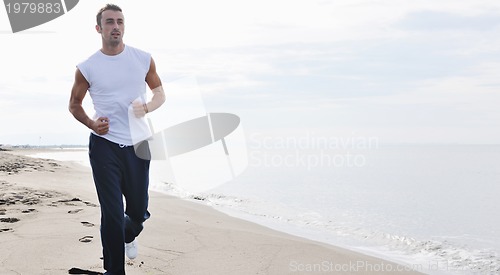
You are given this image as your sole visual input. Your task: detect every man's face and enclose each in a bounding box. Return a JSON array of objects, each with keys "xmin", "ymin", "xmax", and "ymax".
[{"xmin": 97, "ymin": 10, "xmax": 125, "ymax": 45}]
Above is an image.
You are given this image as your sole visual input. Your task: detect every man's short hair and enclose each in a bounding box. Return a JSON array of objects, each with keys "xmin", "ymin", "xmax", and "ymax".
[{"xmin": 96, "ymin": 4, "xmax": 122, "ymax": 27}]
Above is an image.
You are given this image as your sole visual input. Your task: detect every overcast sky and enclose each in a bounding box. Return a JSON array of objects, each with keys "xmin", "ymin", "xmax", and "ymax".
[{"xmin": 1, "ymin": 0, "xmax": 499, "ymax": 146}]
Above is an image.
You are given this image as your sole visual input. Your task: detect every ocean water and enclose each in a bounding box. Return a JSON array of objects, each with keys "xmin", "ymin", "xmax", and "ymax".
[{"xmin": 29, "ymin": 144, "xmax": 500, "ymax": 274}]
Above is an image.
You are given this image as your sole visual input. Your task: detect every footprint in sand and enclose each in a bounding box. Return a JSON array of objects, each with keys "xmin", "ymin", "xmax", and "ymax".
[
  {"xmin": 55, "ymin": 198, "xmax": 98, "ymax": 207},
  {"xmin": 79, "ymin": 235, "xmax": 93, "ymax": 243},
  {"xmin": 68, "ymin": 209, "xmax": 84, "ymax": 214},
  {"xmin": 81, "ymin": 221, "xmax": 95, "ymax": 227},
  {"xmin": 0, "ymin": 217, "xmax": 20, "ymax": 223}
]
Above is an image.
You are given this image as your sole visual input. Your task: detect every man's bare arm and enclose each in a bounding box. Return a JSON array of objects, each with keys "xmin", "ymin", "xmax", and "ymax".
[
  {"xmin": 68, "ymin": 69, "xmax": 109, "ymax": 135},
  {"xmin": 145, "ymin": 58, "xmax": 165, "ymax": 112}
]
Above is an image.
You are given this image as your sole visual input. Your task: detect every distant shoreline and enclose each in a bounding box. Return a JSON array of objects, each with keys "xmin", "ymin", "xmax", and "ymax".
[{"xmin": 0, "ymin": 144, "xmax": 86, "ymax": 150}]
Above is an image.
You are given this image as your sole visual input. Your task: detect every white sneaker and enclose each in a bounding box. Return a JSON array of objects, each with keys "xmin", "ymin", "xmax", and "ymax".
[{"xmin": 125, "ymin": 239, "xmax": 138, "ymax": 259}]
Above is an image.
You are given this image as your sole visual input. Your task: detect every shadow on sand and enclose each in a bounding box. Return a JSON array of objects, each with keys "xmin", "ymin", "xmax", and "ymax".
[{"xmin": 68, "ymin": 267, "xmax": 103, "ymax": 275}]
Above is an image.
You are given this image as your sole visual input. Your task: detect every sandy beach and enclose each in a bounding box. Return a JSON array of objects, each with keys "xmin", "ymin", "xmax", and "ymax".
[{"xmin": 0, "ymin": 149, "xmax": 424, "ymax": 275}]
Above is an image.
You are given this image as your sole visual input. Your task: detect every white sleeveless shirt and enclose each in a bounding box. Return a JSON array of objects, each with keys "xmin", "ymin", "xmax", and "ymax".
[{"xmin": 77, "ymin": 45, "xmax": 152, "ymax": 146}]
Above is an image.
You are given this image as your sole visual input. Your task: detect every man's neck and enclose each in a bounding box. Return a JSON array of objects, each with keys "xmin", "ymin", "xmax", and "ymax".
[{"xmin": 101, "ymin": 43, "xmax": 125, "ymax": 56}]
